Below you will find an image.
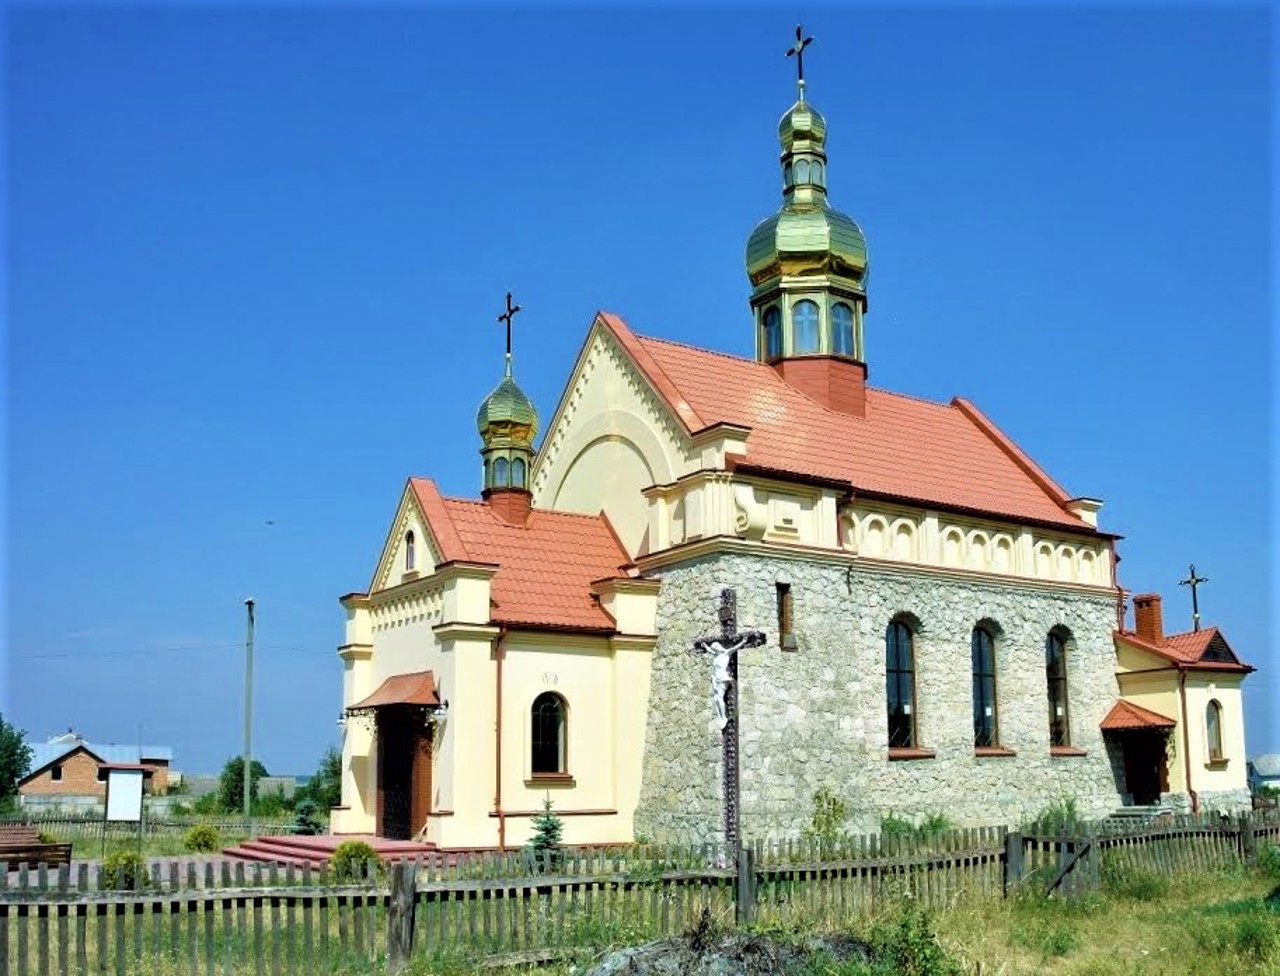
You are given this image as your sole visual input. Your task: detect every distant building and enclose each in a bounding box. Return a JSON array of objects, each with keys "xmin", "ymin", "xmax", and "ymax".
[
  {"xmin": 18, "ymin": 730, "xmax": 172, "ymax": 807},
  {"xmin": 1249, "ymin": 755, "xmax": 1280, "ymax": 795}
]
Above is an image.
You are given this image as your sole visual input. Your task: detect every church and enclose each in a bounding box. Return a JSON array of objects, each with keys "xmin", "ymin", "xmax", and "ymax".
[{"xmin": 331, "ymin": 38, "xmax": 1254, "ymax": 849}]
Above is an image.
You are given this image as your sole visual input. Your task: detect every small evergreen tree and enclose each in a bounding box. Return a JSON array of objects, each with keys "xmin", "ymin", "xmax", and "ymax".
[{"xmin": 527, "ymin": 795, "xmax": 564, "ymax": 872}]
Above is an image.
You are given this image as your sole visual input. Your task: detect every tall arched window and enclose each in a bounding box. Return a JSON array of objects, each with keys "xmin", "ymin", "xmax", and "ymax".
[
  {"xmin": 511, "ymin": 457, "xmax": 527, "ymax": 488},
  {"xmin": 971, "ymin": 626, "xmax": 999, "ymax": 748},
  {"xmin": 493, "ymin": 457, "xmax": 510, "ymax": 488},
  {"xmin": 832, "ymin": 303, "xmax": 854, "ymax": 356},
  {"xmin": 794, "ymin": 159, "xmax": 811, "ymax": 184},
  {"xmin": 531, "ymin": 693, "xmax": 567, "ymax": 775},
  {"xmin": 886, "ymin": 620, "xmax": 917, "ymax": 748},
  {"xmin": 1206, "ymin": 700, "xmax": 1224, "ymax": 760},
  {"xmin": 763, "ymin": 307, "xmax": 783, "ymax": 359},
  {"xmin": 793, "ymin": 300, "xmax": 820, "ymax": 353},
  {"xmin": 1045, "ymin": 630, "xmax": 1070, "ymax": 746},
  {"xmin": 404, "ymin": 531, "xmax": 415, "ymax": 571}
]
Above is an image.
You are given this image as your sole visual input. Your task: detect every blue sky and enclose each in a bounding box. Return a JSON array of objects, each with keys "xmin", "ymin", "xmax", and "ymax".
[{"xmin": 5, "ymin": 5, "xmax": 1274, "ymax": 776}]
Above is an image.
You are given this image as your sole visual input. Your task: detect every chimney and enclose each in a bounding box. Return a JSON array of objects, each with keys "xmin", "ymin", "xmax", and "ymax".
[
  {"xmin": 772, "ymin": 357, "xmax": 867, "ymax": 418},
  {"xmin": 484, "ymin": 488, "xmax": 532, "ymax": 525},
  {"xmin": 1132, "ymin": 593, "xmax": 1164, "ymax": 644}
]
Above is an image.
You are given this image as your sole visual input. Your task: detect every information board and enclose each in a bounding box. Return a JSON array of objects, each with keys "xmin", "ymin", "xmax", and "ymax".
[{"xmin": 105, "ymin": 768, "xmax": 144, "ymax": 823}]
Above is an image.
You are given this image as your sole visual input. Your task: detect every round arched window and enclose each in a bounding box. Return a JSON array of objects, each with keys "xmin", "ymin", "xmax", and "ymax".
[
  {"xmin": 493, "ymin": 457, "xmax": 510, "ymax": 488},
  {"xmin": 794, "ymin": 159, "xmax": 811, "ymax": 184},
  {"xmin": 832, "ymin": 303, "xmax": 854, "ymax": 356},
  {"xmin": 511, "ymin": 457, "xmax": 527, "ymax": 488},
  {"xmin": 531, "ymin": 692, "xmax": 567, "ymax": 774},
  {"xmin": 763, "ymin": 307, "xmax": 783, "ymax": 359},
  {"xmin": 792, "ymin": 300, "xmax": 820, "ymax": 353}
]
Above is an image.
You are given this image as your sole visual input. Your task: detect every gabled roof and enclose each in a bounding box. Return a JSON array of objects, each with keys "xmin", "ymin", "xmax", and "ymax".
[
  {"xmin": 408, "ymin": 478, "xmax": 630, "ymax": 632},
  {"xmin": 1250, "ymin": 754, "xmax": 1280, "ymax": 777},
  {"xmin": 1101, "ymin": 700, "xmax": 1177, "ymax": 731},
  {"xmin": 1115, "ymin": 627, "xmax": 1253, "ymax": 672},
  {"xmin": 21, "ymin": 741, "xmax": 171, "ymax": 785},
  {"xmin": 595, "ymin": 313, "xmax": 1097, "ymax": 532}
]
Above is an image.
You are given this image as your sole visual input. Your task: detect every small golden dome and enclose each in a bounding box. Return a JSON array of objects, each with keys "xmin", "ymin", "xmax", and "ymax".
[
  {"xmin": 476, "ymin": 374, "xmax": 539, "ymax": 446},
  {"xmin": 778, "ymin": 99, "xmax": 827, "ymax": 151}
]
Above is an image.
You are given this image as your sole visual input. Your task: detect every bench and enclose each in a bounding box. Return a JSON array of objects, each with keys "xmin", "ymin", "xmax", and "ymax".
[{"xmin": 0, "ymin": 825, "xmax": 73, "ymax": 869}]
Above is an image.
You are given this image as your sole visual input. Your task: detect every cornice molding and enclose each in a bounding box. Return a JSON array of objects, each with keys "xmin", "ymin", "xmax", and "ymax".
[{"xmin": 337, "ymin": 643, "xmax": 373, "ymax": 662}]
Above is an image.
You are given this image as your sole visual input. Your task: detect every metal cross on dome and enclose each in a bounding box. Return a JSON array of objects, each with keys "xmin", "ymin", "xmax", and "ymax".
[
  {"xmin": 786, "ymin": 24, "xmax": 814, "ymax": 96},
  {"xmin": 693, "ymin": 588, "xmax": 766, "ymax": 862},
  {"xmin": 1179, "ymin": 563, "xmax": 1210, "ymax": 633},
  {"xmin": 497, "ymin": 292, "xmax": 522, "ymax": 360}
]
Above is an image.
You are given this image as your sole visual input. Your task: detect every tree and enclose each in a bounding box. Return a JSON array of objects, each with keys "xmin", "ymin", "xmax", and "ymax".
[
  {"xmin": 0, "ymin": 715, "xmax": 33, "ymax": 805},
  {"xmin": 218, "ymin": 756, "xmax": 268, "ymax": 813},
  {"xmin": 300, "ymin": 746, "xmax": 342, "ymax": 811},
  {"xmin": 526, "ymin": 795, "xmax": 564, "ymax": 872}
]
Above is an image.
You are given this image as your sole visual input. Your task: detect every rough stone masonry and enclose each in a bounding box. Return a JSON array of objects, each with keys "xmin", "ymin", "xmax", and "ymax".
[{"xmin": 634, "ymin": 552, "xmax": 1127, "ymax": 842}]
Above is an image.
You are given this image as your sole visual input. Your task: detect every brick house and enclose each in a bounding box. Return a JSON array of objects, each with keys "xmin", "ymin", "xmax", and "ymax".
[{"xmin": 18, "ymin": 731, "xmax": 172, "ymax": 801}]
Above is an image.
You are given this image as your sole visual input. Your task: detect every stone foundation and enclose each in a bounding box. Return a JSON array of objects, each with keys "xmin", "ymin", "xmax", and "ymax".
[{"xmin": 635, "ymin": 552, "xmax": 1126, "ymax": 842}]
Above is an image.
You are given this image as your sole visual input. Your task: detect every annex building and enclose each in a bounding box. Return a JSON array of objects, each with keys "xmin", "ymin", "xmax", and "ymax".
[{"xmin": 332, "ymin": 54, "xmax": 1254, "ymax": 849}]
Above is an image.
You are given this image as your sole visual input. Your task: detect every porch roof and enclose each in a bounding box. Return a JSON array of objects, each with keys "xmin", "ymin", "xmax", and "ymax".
[
  {"xmin": 347, "ymin": 671, "xmax": 440, "ymax": 713},
  {"xmin": 1101, "ymin": 699, "xmax": 1177, "ymax": 731}
]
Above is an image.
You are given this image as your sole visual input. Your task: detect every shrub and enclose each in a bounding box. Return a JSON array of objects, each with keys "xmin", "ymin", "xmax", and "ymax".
[
  {"xmin": 192, "ymin": 792, "xmax": 223, "ymax": 816},
  {"xmin": 102, "ymin": 851, "xmax": 146, "ymax": 890},
  {"xmin": 1025, "ymin": 797, "xmax": 1084, "ymax": 835},
  {"xmin": 880, "ymin": 812, "xmax": 915, "ymax": 839},
  {"xmin": 526, "ymin": 796, "xmax": 564, "ymax": 872},
  {"xmin": 330, "ymin": 840, "xmax": 381, "ymax": 880},
  {"xmin": 802, "ymin": 787, "xmax": 847, "ymax": 856},
  {"xmin": 1257, "ymin": 840, "xmax": 1280, "ymax": 881},
  {"xmin": 36, "ymin": 830, "xmax": 57, "ymax": 844},
  {"xmin": 917, "ymin": 813, "xmax": 953, "ymax": 838},
  {"xmin": 183, "ymin": 823, "xmax": 220, "ymax": 853},
  {"xmin": 869, "ymin": 903, "xmax": 963, "ymax": 976}
]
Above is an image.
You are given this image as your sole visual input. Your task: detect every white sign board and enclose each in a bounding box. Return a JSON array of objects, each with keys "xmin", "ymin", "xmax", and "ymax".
[{"xmin": 105, "ymin": 769, "xmax": 144, "ymax": 823}]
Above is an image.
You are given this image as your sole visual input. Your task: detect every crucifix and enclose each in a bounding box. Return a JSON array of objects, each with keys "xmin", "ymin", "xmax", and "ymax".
[
  {"xmin": 786, "ymin": 24, "xmax": 814, "ymax": 99},
  {"xmin": 693, "ymin": 588, "xmax": 766, "ymax": 861},
  {"xmin": 497, "ymin": 292, "xmax": 522, "ymax": 369},
  {"xmin": 1179, "ymin": 563, "xmax": 1209, "ymax": 632}
]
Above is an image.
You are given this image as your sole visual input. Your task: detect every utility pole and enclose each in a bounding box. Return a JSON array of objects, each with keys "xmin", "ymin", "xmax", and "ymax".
[{"xmin": 243, "ymin": 597, "xmax": 255, "ymax": 835}]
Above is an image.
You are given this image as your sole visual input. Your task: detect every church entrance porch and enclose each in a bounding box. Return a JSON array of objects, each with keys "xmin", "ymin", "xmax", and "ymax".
[
  {"xmin": 375, "ymin": 706, "xmax": 433, "ymax": 840},
  {"xmin": 345, "ymin": 670, "xmax": 443, "ymax": 841},
  {"xmin": 1113, "ymin": 729, "xmax": 1170, "ymax": 806}
]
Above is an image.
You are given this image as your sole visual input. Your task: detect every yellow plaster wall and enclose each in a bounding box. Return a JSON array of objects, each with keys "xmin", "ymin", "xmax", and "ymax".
[
  {"xmin": 532, "ymin": 325, "xmax": 696, "ymax": 558},
  {"xmin": 1115, "ymin": 669, "xmax": 1185, "ymax": 792},
  {"xmin": 1183, "ymin": 676, "xmax": 1248, "ymax": 796}
]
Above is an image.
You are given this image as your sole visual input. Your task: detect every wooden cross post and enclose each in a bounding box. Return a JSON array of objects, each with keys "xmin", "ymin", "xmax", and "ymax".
[
  {"xmin": 1178, "ymin": 563, "xmax": 1209, "ymax": 632},
  {"xmin": 694, "ymin": 588, "xmax": 766, "ymax": 864}
]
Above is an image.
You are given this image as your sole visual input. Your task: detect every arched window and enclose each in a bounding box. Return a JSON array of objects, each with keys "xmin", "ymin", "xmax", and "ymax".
[
  {"xmin": 1206, "ymin": 700, "xmax": 1224, "ymax": 760},
  {"xmin": 763, "ymin": 307, "xmax": 783, "ymax": 359},
  {"xmin": 832, "ymin": 303, "xmax": 855, "ymax": 356},
  {"xmin": 795, "ymin": 159, "xmax": 810, "ymax": 184},
  {"xmin": 886, "ymin": 620, "xmax": 917, "ymax": 748},
  {"xmin": 793, "ymin": 300, "xmax": 820, "ymax": 353},
  {"xmin": 971, "ymin": 626, "xmax": 999, "ymax": 748},
  {"xmin": 783, "ymin": 162, "xmax": 793, "ymax": 187},
  {"xmin": 493, "ymin": 456, "xmax": 510, "ymax": 488},
  {"xmin": 531, "ymin": 693, "xmax": 567, "ymax": 775},
  {"xmin": 1045, "ymin": 630, "xmax": 1070, "ymax": 746},
  {"xmin": 404, "ymin": 531, "xmax": 416, "ymax": 571},
  {"xmin": 511, "ymin": 457, "xmax": 527, "ymax": 488},
  {"xmin": 813, "ymin": 161, "xmax": 824, "ymax": 186}
]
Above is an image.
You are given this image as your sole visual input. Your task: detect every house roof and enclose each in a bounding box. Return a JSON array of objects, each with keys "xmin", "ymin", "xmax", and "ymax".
[
  {"xmin": 409, "ymin": 478, "xmax": 630, "ymax": 631},
  {"xmin": 1101, "ymin": 700, "xmax": 1177, "ymax": 731},
  {"xmin": 596, "ymin": 313, "xmax": 1097, "ymax": 532},
  {"xmin": 348, "ymin": 671, "xmax": 440, "ymax": 712},
  {"xmin": 1250, "ymin": 754, "xmax": 1280, "ymax": 777},
  {"xmin": 22, "ymin": 741, "xmax": 172, "ymax": 784},
  {"xmin": 1115, "ymin": 627, "xmax": 1253, "ymax": 672}
]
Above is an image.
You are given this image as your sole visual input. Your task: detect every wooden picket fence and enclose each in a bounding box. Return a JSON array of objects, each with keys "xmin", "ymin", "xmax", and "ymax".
[{"xmin": 0, "ymin": 810, "xmax": 1276, "ymax": 975}]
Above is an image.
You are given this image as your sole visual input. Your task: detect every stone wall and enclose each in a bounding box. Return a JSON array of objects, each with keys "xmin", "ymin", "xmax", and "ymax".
[{"xmin": 634, "ymin": 552, "xmax": 1126, "ymax": 842}]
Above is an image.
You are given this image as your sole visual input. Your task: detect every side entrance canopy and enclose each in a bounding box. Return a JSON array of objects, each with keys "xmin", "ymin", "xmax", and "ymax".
[{"xmin": 347, "ymin": 671, "xmax": 440, "ymax": 714}]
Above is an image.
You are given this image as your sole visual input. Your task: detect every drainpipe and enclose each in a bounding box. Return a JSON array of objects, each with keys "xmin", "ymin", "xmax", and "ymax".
[
  {"xmin": 494, "ymin": 625, "xmax": 508, "ymax": 850},
  {"xmin": 1178, "ymin": 667, "xmax": 1199, "ymax": 814}
]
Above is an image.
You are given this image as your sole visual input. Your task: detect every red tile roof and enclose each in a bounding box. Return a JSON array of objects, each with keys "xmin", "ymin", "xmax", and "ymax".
[
  {"xmin": 1101, "ymin": 700, "xmax": 1177, "ymax": 731},
  {"xmin": 409, "ymin": 478, "xmax": 629, "ymax": 631},
  {"xmin": 348, "ymin": 671, "xmax": 440, "ymax": 712},
  {"xmin": 1114, "ymin": 627, "xmax": 1252, "ymax": 671},
  {"xmin": 597, "ymin": 313, "xmax": 1094, "ymax": 532}
]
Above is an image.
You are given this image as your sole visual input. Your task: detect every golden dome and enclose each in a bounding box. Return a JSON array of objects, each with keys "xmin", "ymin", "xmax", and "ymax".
[
  {"xmin": 476, "ymin": 373, "xmax": 538, "ymax": 446},
  {"xmin": 746, "ymin": 205, "xmax": 867, "ymax": 285},
  {"xmin": 778, "ymin": 99, "xmax": 827, "ymax": 151}
]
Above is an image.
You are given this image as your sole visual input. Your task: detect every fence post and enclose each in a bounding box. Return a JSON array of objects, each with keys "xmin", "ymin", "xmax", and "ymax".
[
  {"xmin": 1003, "ymin": 831, "xmax": 1023, "ymax": 896},
  {"xmin": 386, "ymin": 860, "xmax": 418, "ymax": 973},
  {"xmin": 735, "ymin": 845, "xmax": 755, "ymax": 926},
  {"xmin": 1239, "ymin": 813, "xmax": 1256, "ymax": 866}
]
